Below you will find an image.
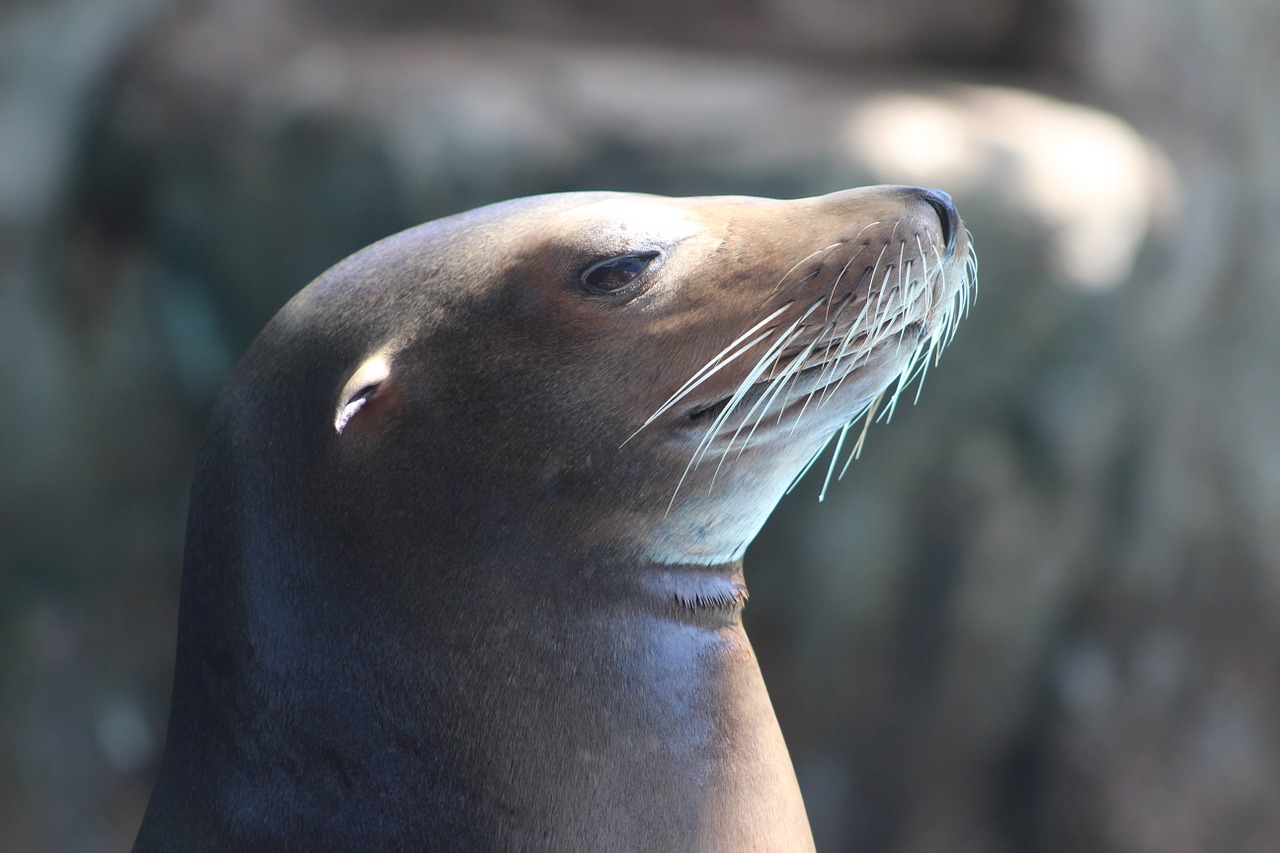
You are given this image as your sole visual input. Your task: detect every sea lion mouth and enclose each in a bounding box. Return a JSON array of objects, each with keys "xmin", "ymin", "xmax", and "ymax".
[
  {"xmin": 684, "ymin": 349, "xmax": 858, "ymax": 426},
  {"xmin": 683, "ymin": 319, "xmax": 927, "ymax": 427}
]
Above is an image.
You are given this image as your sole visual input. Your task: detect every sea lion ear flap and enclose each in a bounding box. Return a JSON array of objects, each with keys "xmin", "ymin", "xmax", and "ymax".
[{"xmin": 334, "ymin": 353, "xmax": 392, "ymax": 434}]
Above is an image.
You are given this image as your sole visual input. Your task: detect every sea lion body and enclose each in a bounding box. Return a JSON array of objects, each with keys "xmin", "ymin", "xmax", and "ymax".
[{"xmin": 135, "ymin": 188, "xmax": 973, "ymax": 850}]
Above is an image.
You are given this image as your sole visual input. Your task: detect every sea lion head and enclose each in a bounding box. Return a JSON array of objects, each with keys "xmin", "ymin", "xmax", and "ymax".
[{"xmin": 211, "ymin": 187, "xmax": 973, "ymax": 591}]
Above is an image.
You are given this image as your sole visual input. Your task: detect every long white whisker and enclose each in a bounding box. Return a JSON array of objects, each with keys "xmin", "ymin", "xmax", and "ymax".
[
  {"xmin": 724, "ymin": 334, "xmax": 812, "ymax": 464},
  {"xmin": 731, "ymin": 330, "xmax": 826, "ymax": 454},
  {"xmin": 838, "ymin": 392, "xmax": 883, "ymax": 478},
  {"xmin": 700, "ymin": 300, "xmax": 828, "ymax": 479},
  {"xmin": 652, "ymin": 303, "xmax": 791, "ymax": 411},
  {"xmin": 667, "ymin": 299, "xmax": 829, "ymax": 508},
  {"xmin": 817, "ymin": 420, "xmax": 853, "ymax": 502},
  {"xmin": 625, "ymin": 303, "xmax": 793, "ymax": 444},
  {"xmin": 822, "ymin": 262, "xmax": 896, "ymax": 404},
  {"xmin": 785, "ymin": 294, "xmax": 858, "ymax": 427}
]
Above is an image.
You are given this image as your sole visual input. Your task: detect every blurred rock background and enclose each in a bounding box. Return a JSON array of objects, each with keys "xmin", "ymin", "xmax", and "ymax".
[{"xmin": 2, "ymin": 0, "xmax": 1278, "ymax": 850}]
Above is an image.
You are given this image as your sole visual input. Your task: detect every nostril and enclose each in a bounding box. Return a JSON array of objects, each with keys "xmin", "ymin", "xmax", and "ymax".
[{"xmin": 917, "ymin": 188, "xmax": 958, "ymax": 257}]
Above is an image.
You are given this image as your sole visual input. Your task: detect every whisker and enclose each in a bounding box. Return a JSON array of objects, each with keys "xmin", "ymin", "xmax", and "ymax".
[
  {"xmin": 721, "ymin": 340, "xmax": 810, "ymax": 469},
  {"xmin": 667, "ymin": 299, "xmax": 828, "ymax": 507},
  {"xmin": 659, "ymin": 215, "xmax": 976, "ymax": 509},
  {"xmin": 626, "ymin": 303, "xmax": 793, "ymax": 444},
  {"xmin": 838, "ymin": 392, "xmax": 883, "ymax": 479},
  {"xmin": 768, "ymin": 243, "xmax": 841, "ymax": 304},
  {"xmin": 700, "ymin": 299, "xmax": 828, "ymax": 482},
  {"xmin": 785, "ymin": 295, "xmax": 858, "ymax": 426},
  {"xmin": 732, "ymin": 331, "xmax": 825, "ymax": 455},
  {"xmin": 817, "ymin": 420, "xmax": 852, "ymax": 502}
]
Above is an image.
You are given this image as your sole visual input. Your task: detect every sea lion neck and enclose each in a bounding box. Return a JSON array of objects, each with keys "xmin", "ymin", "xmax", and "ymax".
[{"xmin": 339, "ymin": 522, "xmax": 755, "ymax": 631}]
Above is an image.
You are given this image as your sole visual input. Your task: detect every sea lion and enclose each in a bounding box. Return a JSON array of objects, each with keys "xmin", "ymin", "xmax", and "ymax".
[{"xmin": 134, "ymin": 186, "xmax": 974, "ymax": 851}]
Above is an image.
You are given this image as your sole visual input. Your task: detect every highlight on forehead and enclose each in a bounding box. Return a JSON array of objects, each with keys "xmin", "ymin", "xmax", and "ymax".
[{"xmin": 551, "ymin": 196, "xmax": 703, "ymax": 250}]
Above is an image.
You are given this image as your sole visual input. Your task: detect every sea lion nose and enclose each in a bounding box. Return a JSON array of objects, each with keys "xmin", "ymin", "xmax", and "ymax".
[{"xmin": 917, "ymin": 188, "xmax": 958, "ymax": 257}]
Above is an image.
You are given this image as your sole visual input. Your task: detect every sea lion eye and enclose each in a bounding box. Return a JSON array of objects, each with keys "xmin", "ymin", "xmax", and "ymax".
[{"xmin": 579, "ymin": 252, "xmax": 658, "ymax": 294}]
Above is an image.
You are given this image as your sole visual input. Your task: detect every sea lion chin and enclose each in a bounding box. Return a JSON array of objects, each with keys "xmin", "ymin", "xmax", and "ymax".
[{"xmin": 135, "ymin": 186, "xmax": 974, "ymax": 851}]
